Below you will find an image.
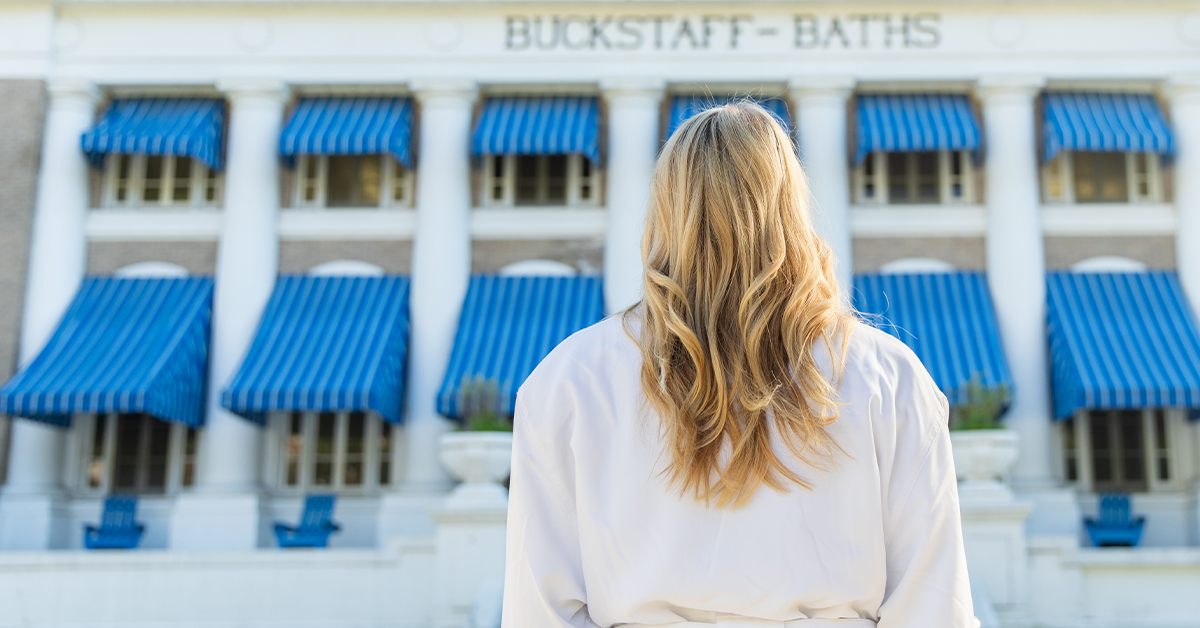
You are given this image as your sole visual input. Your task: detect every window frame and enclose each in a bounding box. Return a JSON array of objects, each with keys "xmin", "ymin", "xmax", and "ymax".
[
  {"xmin": 1061, "ymin": 408, "xmax": 1190, "ymax": 493},
  {"xmin": 100, "ymin": 154, "xmax": 221, "ymax": 210},
  {"xmin": 852, "ymin": 149, "xmax": 976, "ymax": 205},
  {"xmin": 267, "ymin": 410, "xmax": 404, "ymax": 496},
  {"xmin": 1041, "ymin": 151, "xmax": 1164, "ymax": 204},
  {"xmin": 70, "ymin": 413, "xmax": 198, "ymax": 497},
  {"xmin": 290, "ymin": 155, "xmax": 414, "ymax": 210},
  {"xmin": 479, "ymin": 154, "xmax": 602, "ymax": 209}
]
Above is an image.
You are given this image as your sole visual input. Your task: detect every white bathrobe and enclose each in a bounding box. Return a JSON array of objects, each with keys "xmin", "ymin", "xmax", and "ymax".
[{"xmin": 501, "ymin": 314, "xmax": 978, "ymax": 628}]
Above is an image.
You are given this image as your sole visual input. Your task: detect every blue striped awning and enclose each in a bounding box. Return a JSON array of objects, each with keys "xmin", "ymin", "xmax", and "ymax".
[
  {"xmin": 1046, "ymin": 271, "xmax": 1200, "ymax": 419},
  {"xmin": 665, "ymin": 94, "xmax": 793, "ymax": 139},
  {"xmin": 853, "ymin": 272, "xmax": 1012, "ymax": 406},
  {"xmin": 0, "ymin": 277, "xmax": 213, "ymax": 427},
  {"xmin": 471, "ymin": 96, "xmax": 601, "ymax": 162},
  {"xmin": 221, "ymin": 275, "xmax": 411, "ymax": 424},
  {"xmin": 279, "ymin": 96, "xmax": 414, "ymax": 168},
  {"xmin": 1042, "ymin": 92, "xmax": 1174, "ymax": 162},
  {"xmin": 853, "ymin": 93, "xmax": 982, "ymax": 164},
  {"xmin": 81, "ymin": 98, "xmax": 227, "ymax": 171},
  {"xmin": 437, "ymin": 275, "xmax": 605, "ymax": 419}
]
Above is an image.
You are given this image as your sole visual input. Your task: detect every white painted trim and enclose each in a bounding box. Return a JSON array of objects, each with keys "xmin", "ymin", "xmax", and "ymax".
[
  {"xmin": 278, "ymin": 209, "xmax": 416, "ymax": 240},
  {"xmin": 879, "ymin": 257, "xmax": 957, "ymax": 273},
  {"xmin": 268, "ymin": 411, "xmax": 395, "ymax": 496},
  {"xmin": 850, "ymin": 205, "xmax": 987, "ymax": 237},
  {"xmin": 85, "ymin": 209, "xmax": 223, "ymax": 241},
  {"xmin": 308, "ymin": 259, "xmax": 386, "ymax": 276},
  {"xmin": 1070, "ymin": 256, "xmax": 1149, "ymax": 272},
  {"xmin": 470, "ymin": 208, "xmax": 606, "ymax": 240},
  {"xmin": 114, "ymin": 261, "xmax": 190, "ymax": 277},
  {"xmin": 1040, "ymin": 204, "xmax": 1176, "ymax": 236},
  {"xmin": 498, "ymin": 259, "xmax": 577, "ymax": 276}
]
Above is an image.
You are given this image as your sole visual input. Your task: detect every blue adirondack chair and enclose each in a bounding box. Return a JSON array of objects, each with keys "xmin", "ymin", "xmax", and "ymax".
[
  {"xmin": 274, "ymin": 494, "xmax": 341, "ymax": 548},
  {"xmin": 83, "ymin": 495, "xmax": 145, "ymax": 550},
  {"xmin": 1085, "ymin": 493, "xmax": 1145, "ymax": 547}
]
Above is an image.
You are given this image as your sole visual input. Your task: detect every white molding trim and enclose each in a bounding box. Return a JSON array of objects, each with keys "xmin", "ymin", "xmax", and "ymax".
[
  {"xmin": 498, "ymin": 259, "xmax": 577, "ymax": 276},
  {"xmin": 278, "ymin": 209, "xmax": 416, "ymax": 240},
  {"xmin": 850, "ymin": 205, "xmax": 986, "ymax": 237},
  {"xmin": 1071, "ymin": 256, "xmax": 1149, "ymax": 273},
  {"xmin": 85, "ymin": 209, "xmax": 223, "ymax": 241},
  {"xmin": 114, "ymin": 261, "xmax": 190, "ymax": 277},
  {"xmin": 1040, "ymin": 204, "xmax": 1176, "ymax": 236},
  {"xmin": 879, "ymin": 257, "xmax": 957, "ymax": 274},
  {"xmin": 308, "ymin": 260, "xmax": 386, "ymax": 276},
  {"xmin": 470, "ymin": 208, "xmax": 606, "ymax": 240}
]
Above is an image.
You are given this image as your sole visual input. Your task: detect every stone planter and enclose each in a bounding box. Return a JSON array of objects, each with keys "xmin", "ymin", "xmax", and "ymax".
[
  {"xmin": 439, "ymin": 431, "xmax": 513, "ymax": 508},
  {"xmin": 950, "ymin": 428, "xmax": 1019, "ymax": 503}
]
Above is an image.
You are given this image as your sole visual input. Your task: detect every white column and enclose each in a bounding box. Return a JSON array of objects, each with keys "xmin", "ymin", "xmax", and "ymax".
[
  {"xmin": 169, "ymin": 79, "xmax": 287, "ymax": 550},
  {"xmin": 978, "ymin": 77, "xmax": 1075, "ymax": 539},
  {"xmin": 601, "ymin": 79, "xmax": 663, "ymax": 313},
  {"xmin": 1167, "ymin": 76, "xmax": 1200, "ymax": 548},
  {"xmin": 381, "ymin": 80, "xmax": 476, "ymax": 540},
  {"xmin": 1169, "ymin": 75, "xmax": 1200, "ymax": 313},
  {"xmin": 791, "ymin": 78, "xmax": 855, "ymax": 294},
  {"xmin": 0, "ymin": 80, "xmax": 97, "ymax": 550}
]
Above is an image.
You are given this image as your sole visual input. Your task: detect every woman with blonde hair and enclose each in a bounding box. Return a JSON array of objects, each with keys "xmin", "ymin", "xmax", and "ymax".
[{"xmin": 502, "ymin": 101, "xmax": 977, "ymax": 627}]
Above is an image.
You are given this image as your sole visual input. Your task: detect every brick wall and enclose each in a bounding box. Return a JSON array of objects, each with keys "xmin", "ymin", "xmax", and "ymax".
[
  {"xmin": 0, "ymin": 80, "xmax": 46, "ymax": 484},
  {"xmin": 472, "ymin": 239, "xmax": 603, "ymax": 274},
  {"xmin": 1043, "ymin": 235, "xmax": 1177, "ymax": 269},
  {"xmin": 852, "ymin": 236, "xmax": 987, "ymax": 272},
  {"xmin": 87, "ymin": 241, "xmax": 218, "ymax": 275}
]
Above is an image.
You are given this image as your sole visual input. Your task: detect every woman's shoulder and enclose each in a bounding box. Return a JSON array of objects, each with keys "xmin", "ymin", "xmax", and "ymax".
[
  {"xmin": 516, "ymin": 314, "xmax": 635, "ymax": 402},
  {"xmin": 838, "ymin": 319, "xmax": 950, "ymax": 442}
]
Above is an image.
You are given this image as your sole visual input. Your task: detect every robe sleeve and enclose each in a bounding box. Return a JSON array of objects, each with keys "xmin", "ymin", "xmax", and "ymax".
[
  {"xmin": 501, "ymin": 386, "xmax": 600, "ymax": 628},
  {"xmin": 876, "ymin": 377, "xmax": 981, "ymax": 628}
]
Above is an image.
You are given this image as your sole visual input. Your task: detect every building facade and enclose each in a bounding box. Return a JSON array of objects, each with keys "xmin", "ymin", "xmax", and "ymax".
[{"xmin": 1, "ymin": 1, "xmax": 1200, "ymax": 627}]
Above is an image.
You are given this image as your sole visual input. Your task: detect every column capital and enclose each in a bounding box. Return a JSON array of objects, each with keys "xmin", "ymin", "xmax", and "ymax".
[
  {"xmin": 216, "ymin": 78, "xmax": 290, "ymax": 102},
  {"xmin": 44, "ymin": 78, "xmax": 100, "ymax": 106},
  {"xmin": 976, "ymin": 76, "xmax": 1045, "ymax": 102},
  {"xmin": 599, "ymin": 78, "xmax": 665, "ymax": 101},
  {"xmin": 788, "ymin": 77, "xmax": 856, "ymax": 101},
  {"xmin": 1165, "ymin": 74, "xmax": 1200, "ymax": 102},
  {"xmin": 411, "ymin": 79, "xmax": 478, "ymax": 102}
]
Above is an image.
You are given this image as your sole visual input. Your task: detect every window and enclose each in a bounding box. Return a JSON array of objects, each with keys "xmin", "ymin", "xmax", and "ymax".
[
  {"xmin": 76, "ymin": 413, "xmax": 198, "ymax": 495},
  {"xmin": 480, "ymin": 154, "xmax": 601, "ymax": 208},
  {"xmin": 102, "ymin": 155, "xmax": 220, "ymax": 209},
  {"xmin": 291, "ymin": 155, "xmax": 413, "ymax": 209},
  {"xmin": 271, "ymin": 411, "xmax": 401, "ymax": 493},
  {"xmin": 1042, "ymin": 151, "xmax": 1164, "ymax": 204},
  {"xmin": 1061, "ymin": 409, "xmax": 1185, "ymax": 493},
  {"xmin": 853, "ymin": 150, "xmax": 975, "ymax": 205}
]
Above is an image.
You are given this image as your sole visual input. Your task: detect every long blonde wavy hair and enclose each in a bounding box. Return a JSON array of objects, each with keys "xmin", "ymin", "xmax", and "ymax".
[{"xmin": 626, "ymin": 100, "xmax": 855, "ymax": 509}]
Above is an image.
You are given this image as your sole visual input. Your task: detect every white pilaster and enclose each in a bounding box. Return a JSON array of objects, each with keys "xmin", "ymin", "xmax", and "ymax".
[
  {"xmin": 1169, "ymin": 75, "xmax": 1200, "ymax": 313},
  {"xmin": 791, "ymin": 78, "xmax": 855, "ymax": 294},
  {"xmin": 978, "ymin": 76, "xmax": 1077, "ymax": 536},
  {"xmin": 601, "ymin": 79, "xmax": 663, "ymax": 313},
  {"xmin": 382, "ymin": 80, "xmax": 476, "ymax": 540},
  {"xmin": 0, "ymin": 79, "xmax": 98, "ymax": 550},
  {"xmin": 169, "ymin": 79, "xmax": 287, "ymax": 550},
  {"xmin": 1168, "ymin": 76, "xmax": 1200, "ymax": 548}
]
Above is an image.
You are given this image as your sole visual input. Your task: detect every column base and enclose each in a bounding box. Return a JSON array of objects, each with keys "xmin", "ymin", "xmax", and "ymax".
[
  {"xmin": 1013, "ymin": 483, "xmax": 1081, "ymax": 540},
  {"xmin": 432, "ymin": 494, "xmax": 507, "ymax": 628},
  {"xmin": 0, "ymin": 489, "xmax": 70, "ymax": 550},
  {"xmin": 168, "ymin": 491, "xmax": 262, "ymax": 550},
  {"xmin": 959, "ymin": 487, "xmax": 1033, "ymax": 613},
  {"xmin": 377, "ymin": 488, "xmax": 451, "ymax": 543}
]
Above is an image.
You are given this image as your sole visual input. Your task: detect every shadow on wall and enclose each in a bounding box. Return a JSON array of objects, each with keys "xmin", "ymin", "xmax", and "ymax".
[{"xmin": 0, "ymin": 416, "xmax": 8, "ymax": 485}]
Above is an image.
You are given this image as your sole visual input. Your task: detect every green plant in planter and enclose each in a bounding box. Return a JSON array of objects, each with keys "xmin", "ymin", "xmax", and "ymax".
[
  {"xmin": 950, "ymin": 375, "xmax": 1008, "ymax": 431},
  {"xmin": 457, "ymin": 376, "xmax": 513, "ymax": 432}
]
